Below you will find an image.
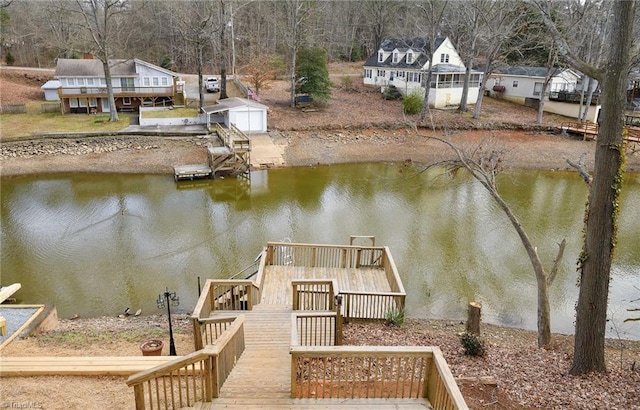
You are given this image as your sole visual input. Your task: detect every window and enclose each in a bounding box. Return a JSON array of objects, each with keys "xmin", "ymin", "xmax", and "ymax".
[
  {"xmin": 407, "ymin": 51, "xmax": 414, "ymax": 64},
  {"xmin": 161, "ymin": 77, "xmax": 168, "ymax": 86},
  {"xmin": 67, "ymin": 78, "xmax": 75, "ymax": 86},
  {"xmin": 392, "ymin": 51, "xmax": 399, "ymax": 63},
  {"xmin": 121, "ymin": 78, "xmax": 135, "ymax": 91},
  {"xmin": 123, "ymin": 97, "xmax": 131, "ymax": 105},
  {"xmin": 407, "ymin": 72, "xmax": 421, "ymax": 83},
  {"xmin": 77, "ymin": 78, "xmax": 85, "ymax": 86},
  {"xmin": 89, "ymin": 98, "xmax": 97, "ymax": 107},
  {"xmin": 152, "ymin": 77, "xmax": 159, "ymax": 86},
  {"xmin": 440, "ymin": 54, "xmax": 450, "ymax": 63},
  {"xmin": 78, "ymin": 99, "xmax": 87, "ymax": 107},
  {"xmin": 364, "ymin": 69, "xmax": 372, "ymax": 79},
  {"xmin": 377, "ymin": 69, "xmax": 385, "ymax": 77},
  {"xmin": 100, "ymin": 78, "xmax": 106, "ymax": 86},
  {"xmin": 533, "ymin": 82, "xmax": 543, "ymax": 96},
  {"xmin": 87, "ymin": 78, "xmax": 94, "ymax": 86},
  {"xmin": 469, "ymin": 74, "xmax": 481, "ymax": 87},
  {"xmin": 143, "ymin": 77, "xmax": 150, "ymax": 86},
  {"xmin": 378, "ymin": 51, "xmax": 384, "ymax": 63},
  {"xmin": 69, "ymin": 98, "xmax": 78, "ymax": 107},
  {"xmin": 513, "ymin": 80, "xmax": 519, "ymax": 88},
  {"xmin": 397, "ymin": 71, "xmax": 405, "ymax": 78}
]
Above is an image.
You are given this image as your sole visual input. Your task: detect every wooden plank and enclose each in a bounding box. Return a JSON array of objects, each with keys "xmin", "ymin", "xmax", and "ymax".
[
  {"xmin": 0, "ymin": 356, "xmax": 176, "ymax": 376},
  {"xmin": 0, "ymin": 283, "xmax": 21, "ymax": 303}
]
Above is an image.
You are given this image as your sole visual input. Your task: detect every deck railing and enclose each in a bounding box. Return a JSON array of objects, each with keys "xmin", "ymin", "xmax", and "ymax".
[
  {"xmin": 198, "ymin": 316, "xmax": 239, "ymax": 347},
  {"xmin": 266, "ymin": 242, "xmax": 386, "ymax": 269},
  {"xmin": 292, "ymin": 279, "xmax": 337, "ymax": 311},
  {"xmin": 290, "ymin": 345, "xmax": 468, "ymax": 410},
  {"xmin": 291, "ymin": 311, "xmax": 342, "ymax": 346},
  {"xmin": 267, "ymin": 242, "xmax": 406, "ymax": 321},
  {"xmin": 127, "ymin": 316, "xmax": 245, "ymax": 410},
  {"xmin": 191, "ymin": 279, "xmax": 259, "ymax": 350},
  {"xmin": 342, "ymin": 290, "xmax": 405, "ymax": 320}
]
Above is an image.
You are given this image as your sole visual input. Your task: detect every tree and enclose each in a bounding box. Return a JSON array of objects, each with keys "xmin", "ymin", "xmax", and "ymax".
[
  {"xmin": 415, "ymin": 0, "xmax": 448, "ymax": 124},
  {"xmin": 409, "ymin": 133, "xmax": 566, "ymax": 348},
  {"xmin": 279, "ymin": 0, "xmax": 314, "ymax": 107},
  {"xmin": 530, "ymin": 0, "xmax": 637, "ymax": 374},
  {"xmin": 71, "ymin": 0, "xmax": 134, "ymax": 122},
  {"xmin": 295, "ymin": 47, "xmax": 331, "ymax": 104}
]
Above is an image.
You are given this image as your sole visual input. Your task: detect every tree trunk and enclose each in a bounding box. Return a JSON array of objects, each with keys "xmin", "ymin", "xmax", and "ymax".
[
  {"xmin": 290, "ymin": 46, "xmax": 297, "ymax": 107},
  {"xmin": 102, "ymin": 61, "xmax": 119, "ymax": 122},
  {"xmin": 458, "ymin": 60, "xmax": 471, "ymax": 112},
  {"xmin": 419, "ymin": 61, "xmax": 434, "ymax": 123},
  {"xmin": 571, "ymin": 0, "xmax": 635, "ymax": 375},
  {"xmin": 466, "ymin": 302, "xmax": 481, "ymax": 335}
]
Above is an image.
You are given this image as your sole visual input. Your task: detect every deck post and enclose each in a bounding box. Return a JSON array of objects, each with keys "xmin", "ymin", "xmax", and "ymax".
[
  {"xmin": 132, "ymin": 384, "xmax": 145, "ymax": 410},
  {"xmin": 193, "ymin": 318, "xmax": 204, "ymax": 351},
  {"xmin": 211, "ymin": 355, "xmax": 220, "ymax": 398},
  {"xmin": 335, "ymin": 295, "xmax": 343, "ymax": 346},
  {"xmin": 290, "ymin": 352, "xmax": 298, "ymax": 398},
  {"xmin": 203, "ymin": 355, "xmax": 214, "ymax": 402}
]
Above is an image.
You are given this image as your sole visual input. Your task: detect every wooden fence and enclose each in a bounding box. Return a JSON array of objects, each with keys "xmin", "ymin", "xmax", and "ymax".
[
  {"xmin": 1, "ymin": 104, "xmax": 26, "ymax": 114},
  {"xmin": 290, "ymin": 345, "xmax": 468, "ymax": 410},
  {"xmin": 127, "ymin": 316, "xmax": 245, "ymax": 410}
]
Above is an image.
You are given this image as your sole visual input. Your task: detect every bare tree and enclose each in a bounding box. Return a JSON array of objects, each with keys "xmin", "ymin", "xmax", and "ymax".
[
  {"xmin": 415, "ymin": 0, "xmax": 448, "ymax": 124},
  {"xmin": 530, "ymin": 0, "xmax": 637, "ymax": 374},
  {"xmin": 71, "ymin": 0, "xmax": 135, "ymax": 122},
  {"xmin": 409, "ymin": 132, "xmax": 566, "ymax": 348},
  {"xmin": 279, "ymin": 0, "xmax": 314, "ymax": 107}
]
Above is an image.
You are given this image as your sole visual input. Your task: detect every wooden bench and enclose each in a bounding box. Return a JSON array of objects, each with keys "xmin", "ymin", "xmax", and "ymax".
[{"xmin": 0, "ymin": 356, "xmax": 178, "ymax": 377}]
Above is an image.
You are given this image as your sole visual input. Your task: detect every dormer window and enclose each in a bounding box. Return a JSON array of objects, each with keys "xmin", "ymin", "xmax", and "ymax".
[
  {"xmin": 407, "ymin": 51, "xmax": 414, "ymax": 64},
  {"xmin": 392, "ymin": 51, "xmax": 399, "ymax": 63},
  {"xmin": 378, "ymin": 50, "xmax": 384, "ymax": 63}
]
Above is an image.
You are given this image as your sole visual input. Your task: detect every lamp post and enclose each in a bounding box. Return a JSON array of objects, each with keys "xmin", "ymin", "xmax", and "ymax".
[{"xmin": 157, "ymin": 288, "xmax": 179, "ymax": 356}]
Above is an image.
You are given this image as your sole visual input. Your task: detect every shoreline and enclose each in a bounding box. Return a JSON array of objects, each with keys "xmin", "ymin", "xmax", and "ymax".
[{"xmin": 2, "ymin": 128, "xmax": 640, "ymax": 177}]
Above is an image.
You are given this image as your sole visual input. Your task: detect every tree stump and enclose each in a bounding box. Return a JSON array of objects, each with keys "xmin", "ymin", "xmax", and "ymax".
[{"xmin": 466, "ymin": 302, "xmax": 482, "ymax": 335}]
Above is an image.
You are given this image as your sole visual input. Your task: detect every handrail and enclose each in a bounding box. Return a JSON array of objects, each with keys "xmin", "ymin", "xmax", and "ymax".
[
  {"xmin": 291, "ymin": 311, "xmax": 341, "ymax": 347},
  {"xmin": 229, "ymin": 250, "xmax": 263, "ymax": 280},
  {"xmin": 127, "ymin": 316, "xmax": 245, "ymax": 409},
  {"xmin": 292, "ymin": 279, "xmax": 338, "ymax": 311},
  {"xmin": 290, "ymin": 345, "xmax": 468, "ymax": 409}
]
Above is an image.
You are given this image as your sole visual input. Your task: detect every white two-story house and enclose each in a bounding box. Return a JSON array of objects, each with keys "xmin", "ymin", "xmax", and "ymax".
[
  {"xmin": 54, "ymin": 56, "xmax": 184, "ymax": 114},
  {"xmin": 363, "ymin": 37, "xmax": 482, "ymax": 108}
]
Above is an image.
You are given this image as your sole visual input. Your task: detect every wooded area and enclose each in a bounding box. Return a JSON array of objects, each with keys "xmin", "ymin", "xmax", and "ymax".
[{"xmin": 1, "ymin": 0, "xmax": 637, "ymax": 81}]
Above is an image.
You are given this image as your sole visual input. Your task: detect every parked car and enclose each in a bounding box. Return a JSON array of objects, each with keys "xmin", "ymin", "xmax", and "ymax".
[{"xmin": 205, "ymin": 77, "xmax": 219, "ymax": 93}]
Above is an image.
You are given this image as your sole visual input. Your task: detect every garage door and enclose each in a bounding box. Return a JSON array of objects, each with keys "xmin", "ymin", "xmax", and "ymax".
[{"xmin": 234, "ymin": 110, "xmax": 264, "ymax": 132}]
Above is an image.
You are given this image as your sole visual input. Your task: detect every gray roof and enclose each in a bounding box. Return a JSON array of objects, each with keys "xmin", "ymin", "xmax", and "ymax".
[
  {"xmin": 363, "ymin": 37, "xmax": 446, "ymax": 69},
  {"xmin": 431, "ymin": 63, "xmax": 481, "ymax": 74},
  {"xmin": 55, "ymin": 58, "xmax": 177, "ymax": 78},
  {"xmin": 41, "ymin": 80, "xmax": 61, "ymax": 90},
  {"xmin": 493, "ymin": 66, "xmax": 563, "ymax": 78},
  {"xmin": 202, "ymin": 97, "xmax": 268, "ymax": 114}
]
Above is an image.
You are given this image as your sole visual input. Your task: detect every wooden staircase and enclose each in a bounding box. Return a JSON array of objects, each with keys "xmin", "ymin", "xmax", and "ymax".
[{"xmin": 214, "ymin": 305, "xmax": 292, "ymax": 402}]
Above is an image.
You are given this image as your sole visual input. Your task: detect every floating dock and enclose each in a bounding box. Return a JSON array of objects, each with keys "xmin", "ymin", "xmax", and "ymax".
[{"xmin": 173, "ymin": 164, "xmax": 213, "ymax": 181}]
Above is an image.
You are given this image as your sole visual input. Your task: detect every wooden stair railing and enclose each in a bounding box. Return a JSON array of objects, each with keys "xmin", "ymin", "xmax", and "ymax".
[
  {"xmin": 290, "ymin": 345, "xmax": 468, "ymax": 410},
  {"xmin": 127, "ymin": 315, "xmax": 245, "ymax": 410}
]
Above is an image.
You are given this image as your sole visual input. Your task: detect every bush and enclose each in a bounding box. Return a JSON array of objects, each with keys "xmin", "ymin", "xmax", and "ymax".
[
  {"xmin": 382, "ymin": 85, "xmax": 402, "ymax": 100},
  {"xmin": 460, "ymin": 332, "xmax": 486, "ymax": 356},
  {"xmin": 340, "ymin": 76, "xmax": 354, "ymax": 91},
  {"xmin": 5, "ymin": 50, "xmax": 15, "ymax": 66},
  {"xmin": 384, "ymin": 308, "xmax": 405, "ymax": 327},
  {"xmin": 402, "ymin": 91, "xmax": 423, "ymax": 115}
]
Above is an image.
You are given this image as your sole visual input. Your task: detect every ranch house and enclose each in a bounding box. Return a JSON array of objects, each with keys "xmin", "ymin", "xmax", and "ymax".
[{"xmin": 54, "ymin": 56, "xmax": 184, "ymax": 114}]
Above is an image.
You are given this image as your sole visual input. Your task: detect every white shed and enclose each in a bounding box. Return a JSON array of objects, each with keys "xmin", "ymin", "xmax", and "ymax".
[
  {"xmin": 202, "ymin": 97, "xmax": 268, "ymax": 133},
  {"xmin": 41, "ymin": 80, "xmax": 61, "ymax": 101}
]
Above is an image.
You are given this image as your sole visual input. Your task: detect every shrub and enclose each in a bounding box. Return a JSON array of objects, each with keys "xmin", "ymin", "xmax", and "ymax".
[
  {"xmin": 460, "ymin": 332, "xmax": 486, "ymax": 356},
  {"xmin": 384, "ymin": 308, "xmax": 405, "ymax": 327},
  {"xmin": 382, "ymin": 85, "xmax": 402, "ymax": 100},
  {"xmin": 402, "ymin": 91, "xmax": 423, "ymax": 115},
  {"xmin": 5, "ymin": 50, "xmax": 15, "ymax": 66},
  {"xmin": 340, "ymin": 76, "xmax": 354, "ymax": 91}
]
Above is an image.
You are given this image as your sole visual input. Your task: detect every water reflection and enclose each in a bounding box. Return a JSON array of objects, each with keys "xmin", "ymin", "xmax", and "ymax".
[{"xmin": 1, "ymin": 164, "xmax": 638, "ymax": 340}]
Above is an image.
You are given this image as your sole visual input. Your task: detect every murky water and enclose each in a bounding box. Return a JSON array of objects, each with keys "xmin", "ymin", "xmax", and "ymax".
[{"xmin": 1, "ymin": 164, "xmax": 639, "ymax": 339}]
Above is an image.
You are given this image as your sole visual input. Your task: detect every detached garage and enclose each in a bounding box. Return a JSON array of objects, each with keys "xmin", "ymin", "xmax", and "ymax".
[{"xmin": 202, "ymin": 97, "xmax": 268, "ymax": 133}]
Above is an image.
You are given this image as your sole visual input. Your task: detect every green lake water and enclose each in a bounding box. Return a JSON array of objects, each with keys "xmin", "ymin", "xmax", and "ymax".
[{"xmin": 1, "ymin": 163, "xmax": 638, "ymax": 339}]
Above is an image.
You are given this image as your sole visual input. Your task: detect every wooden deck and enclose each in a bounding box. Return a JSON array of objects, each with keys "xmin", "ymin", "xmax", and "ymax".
[
  {"xmin": 128, "ymin": 241, "xmax": 466, "ymax": 409},
  {"xmin": 200, "ymin": 306, "xmax": 432, "ymax": 409},
  {"xmin": 260, "ymin": 266, "xmax": 391, "ymax": 305}
]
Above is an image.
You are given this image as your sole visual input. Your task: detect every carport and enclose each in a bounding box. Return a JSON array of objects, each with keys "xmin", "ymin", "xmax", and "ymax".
[{"xmin": 202, "ymin": 97, "xmax": 268, "ymax": 133}]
